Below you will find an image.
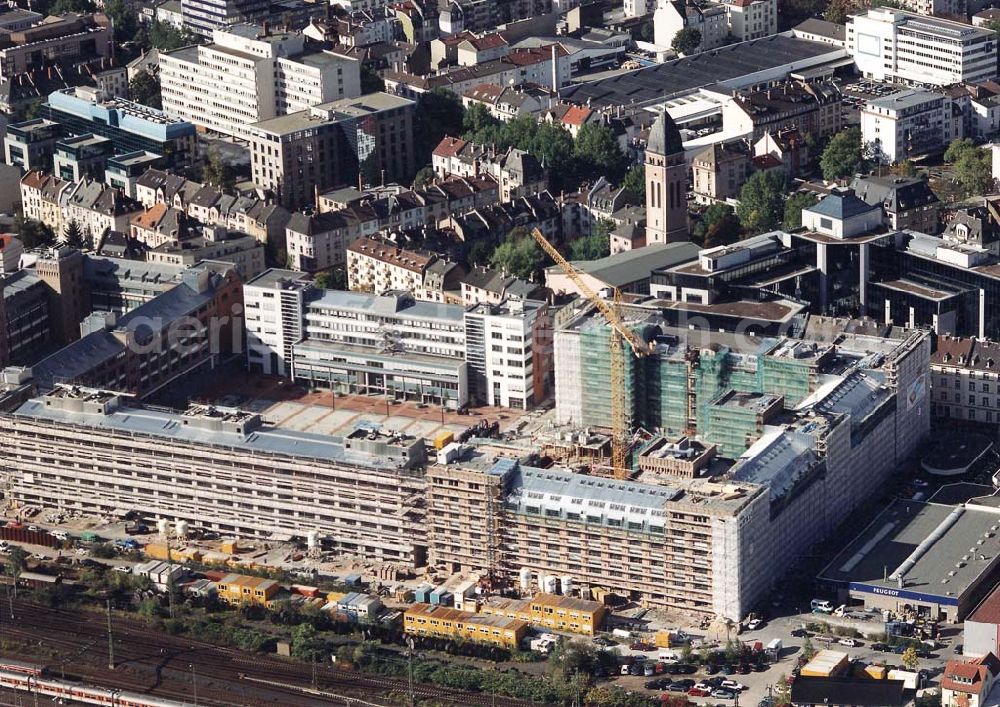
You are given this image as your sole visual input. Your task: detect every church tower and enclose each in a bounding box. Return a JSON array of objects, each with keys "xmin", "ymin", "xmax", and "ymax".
[{"xmin": 645, "ymin": 109, "xmax": 689, "ymax": 244}]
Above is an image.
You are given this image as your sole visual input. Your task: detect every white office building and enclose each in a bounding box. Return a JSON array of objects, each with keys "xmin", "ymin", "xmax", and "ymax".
[
  {"xmin": 861, "ymin": 90, "xmax": 959, "ymax": 163},
  {"xmin": 160, "ymin": 24, "xmax": 361, "ymax": 138},
  {"xmin": 244, "ymin": 269, "xmax": 314, "ymax": 376},
  {"xmin": 848, "ymin": 9, "xmax": 997, "ymax": 86},
  {"xmin": 464, "ymin": 299, "xmax": 548, "ymax": 409}
]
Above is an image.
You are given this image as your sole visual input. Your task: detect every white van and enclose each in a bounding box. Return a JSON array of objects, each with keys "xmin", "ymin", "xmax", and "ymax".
[
  {"xmin": 658, "ymin": 651, "xmax": 679, "ymax": 664},
  {"xmin": 52, "ymin": 531, "xmax": 68, "ymax": 541},
  {"xmin": 811, "ymin": 599, "xmax": 834, "ymax": 613}
]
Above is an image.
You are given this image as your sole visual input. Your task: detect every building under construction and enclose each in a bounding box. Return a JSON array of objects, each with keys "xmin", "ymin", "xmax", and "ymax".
[
  {"xmin": 429, "ymin": 321, "xmax": 932, "ymax": 620},
  {"xmin": 0, "ymin": 385, "xmax": 430, "ymax": 565}
]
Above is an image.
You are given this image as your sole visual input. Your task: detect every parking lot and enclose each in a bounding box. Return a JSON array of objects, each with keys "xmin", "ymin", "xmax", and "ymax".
[{"xmin": 593, "ymin": 604, "xmax": 957, "ymax": 705}]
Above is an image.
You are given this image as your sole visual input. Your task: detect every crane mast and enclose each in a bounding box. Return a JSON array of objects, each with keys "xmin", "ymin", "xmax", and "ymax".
[{"xmin": 529, "ymin": 228, "xmax": 653, "ymax": 479}]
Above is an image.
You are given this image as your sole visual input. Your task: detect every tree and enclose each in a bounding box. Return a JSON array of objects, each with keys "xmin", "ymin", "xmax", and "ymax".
[
  {"xmin": 413, "ymin": 88, "xmax": 465, "ymax": 169},
  {"xmin": 291, "ymin": 623, "xmax": 324, "ymax": 661},
  {"xmin": 801, "ymin": 637, "xmax": 816, "ymax": 660},
  {"xmin": 104, "ymin": 0, "xmax": 138, "ymax": 43},
  {"xmin": 6, "ymin": 546, "xmax": 25, "ymax": 598},
  {"xmin": 574, "ymin": 123, "xmax": 627, "ymax": 183},
  {"xmin": 621, "ymin": 165, "xmax": 645, "ymax": 204},
  {"xmin": 146, "ymin": 20, "xmax": 199, "ymax": 51},
  {"xmin": 463, "ymin": 102, "xmax": 499, "ymax": 137},
  {"xmin": 822, "ymin": 0, "xmax": 853, "ymax": 23},
  {"xmin": 129, "ymin": 69, "xmax": 161, "ymax": 109},
  {"xmin": 901, "ymin": 646, "xmax": 920, "ymax": 671},
  {"xmin": 489, "ymin": 231, "xmax": 546, "ymax": 281},
  {"xmin": 412, "ymin": 165, "xmax": 436, "ymax": 190},
  {"xmin": 202, "ymin": 152, "xmax": 235, "ymax": 191},
  {"xmin": 694, "ymin": 203, "xmax": 741, "ymax": 247},
  {"xmin": 783, "ymin": 191, "xmax": 818, "ymax": 230},
  {"xmin": 570, "ymin": 219, "xmax": 612, "ymax": 260},
  {"xmin": 773, "ymin": 674, "xmax": 793, "ymax": 707},
  {"xmin": 821, "ymin": 127, "xmax": 865, "ymax": 182},
  {"xmin": 946, "ymin": 138, "xmax": 994, "ymax": 198},
  {"xmin": 63, "ymin": 219, "xmax": 86, "ymax": 249},
  {"xmin": 891, "ymin": 159, "xmax": 917, "ymax": 177},
  {"xmin": 50, "ymin": 0, "xmax": 96, "ymax": 14},
  {"xmin": 738, "ymin": 170, "xmax": 787, "ymax": 234},
  {"xmin": 14, "ymin": 215, "xmax": 55, "ymax": 249},
  {"xmin": 360, "ymin": 64, "xmax": 384, "ymax": 94},
  {"xmin": 671, "ymin": 28, "xmax": 702, "ymax": 55}
]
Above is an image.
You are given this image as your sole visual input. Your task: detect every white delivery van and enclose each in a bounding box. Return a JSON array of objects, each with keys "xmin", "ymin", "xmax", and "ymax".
[{"xmin": 811, "ymin": 599, "xmax": 834, "ymax": 613}]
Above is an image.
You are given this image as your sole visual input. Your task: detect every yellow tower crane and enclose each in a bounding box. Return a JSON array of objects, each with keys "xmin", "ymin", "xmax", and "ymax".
[{"xmin": 529, "ymin": 228, "xmax": 654, "ymax": 479}]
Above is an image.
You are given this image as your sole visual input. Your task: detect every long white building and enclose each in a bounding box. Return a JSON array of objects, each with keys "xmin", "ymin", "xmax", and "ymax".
[
  {"xmin": 160, "ymin": 24, "xmax": 360, "ymax": 138},
  {"xmin": 848, "ymin": 9, "xmax": 997, "ymax": 86},
  {"xmin": 0, "ymin": 386, "xmax": 429, "ymax": 564}
]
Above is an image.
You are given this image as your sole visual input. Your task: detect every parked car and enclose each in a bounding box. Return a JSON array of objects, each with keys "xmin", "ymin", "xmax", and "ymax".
[
  {"xmin": 668, "ymin": 664, "xmax": 697, "ymax": 675},
  {"xmin": 688, "ymin": 687, "xmax": 711, "ymax": 697},
  {"xmin": 645, "ymin": 678, "xmax": 670, "ymax": 690},
  {"xmin": 643, "ymin": 664, "xmax": 655, "ymax": 677},
  {"xmin": 630, "ymin": 641, "xmax": 655, "ymax": 652},
  {"xmin": 838, "ymin": 638, "xmax": 861, "ymax": 647},
  {"xmin": 871, "ymin": 642, "xmax": 890, "ymax": 652},
  {"xmin": 721, "ymin": 680, "xmax": 747, "ymax": 692},
  {"xmin": 746, "ymin": 618, "xmax": 764, "ymax": 631},
  {"xmin": 712, "ymin": 689, "xmax": 736, "ymax": 699}
]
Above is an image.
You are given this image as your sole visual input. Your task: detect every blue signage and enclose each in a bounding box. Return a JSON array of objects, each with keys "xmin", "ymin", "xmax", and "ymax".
[{"xmin": 849, "ymin": 582, "xmax": 959, "ymax": 607}]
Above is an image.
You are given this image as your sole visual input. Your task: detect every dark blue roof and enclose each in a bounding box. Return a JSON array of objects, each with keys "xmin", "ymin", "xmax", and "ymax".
[{"xmin": 808, "ymin": 191, "xmax": 878, "ymax": 220}]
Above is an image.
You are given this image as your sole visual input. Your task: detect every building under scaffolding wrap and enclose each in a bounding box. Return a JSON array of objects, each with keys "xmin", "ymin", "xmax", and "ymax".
[
  {"xmin": 435, "ymin": 316, "xmax": 934, "ymax": 620},
  {"xmin": 556, "ymin": 300, "xmax": 845, "ymax": 456}
]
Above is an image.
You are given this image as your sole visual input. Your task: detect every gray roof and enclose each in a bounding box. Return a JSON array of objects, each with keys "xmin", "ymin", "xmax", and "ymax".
[
  {"xmin": 818, "ymin": 499, "xmax": 1000, "ymax": 602},
  {"xmin": 647, "ymin": 109, "xmax": 683, "ymax": 156},
  {"xmin": 11, "ymin": 397, "xmax": 410, "ymax": 469},
  {"xmin": 793, "ymin": 18, "xmax": 846, "ymax": 41},
  {"xmin": 551, "ymin": 242, "xmax": 700, "ymax": 288},
  {"xmin": 562, "ymin": 35, "xmax": 841, "ymax": 109},
  {"xmin": 806, "ymin": 190, "xmax": 879, "ymax": 220},
  {"xmin": 307, "ymin": 289, "xmax": 466, "ymax": 323},
  {"xmin": 850, "ymin": 175, "xmax": 939, "ymax": 213},
  {"xmin": 731, "ymin": 429, "xmax": 821, "ymax": 502},
  {"xmin": 499, "ymin": 459, "xmax": 679, "ymax": 534},
  {"xmin": 865, "ymin": 89, "xmax": 942, "ymax": 112}
]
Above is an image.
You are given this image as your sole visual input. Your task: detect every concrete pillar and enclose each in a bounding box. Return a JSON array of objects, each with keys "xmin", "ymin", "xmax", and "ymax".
[
  {"xmin": 817, "ymin": 243, "xmax": 828, "ymax": 312},
  {"xmin": 981, "ymin": 288, "xmax": 987, "ymax": 340},
  {"xmin": 885, "ymin": 298, "xmax": 891, "ymax": 325},
  {"xmin": 858, "ymin": 244, "xmax": 869, "ymax": 314}
]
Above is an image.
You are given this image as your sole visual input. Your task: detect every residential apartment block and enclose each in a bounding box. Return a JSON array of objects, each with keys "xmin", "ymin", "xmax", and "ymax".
[
  {"xmin": 0, "ymin": 387, "xmax": 430, "ymax": 565},
  {"xmin": 244, "ymin": 269, "xmax": 313, "ymax": 376},
  {"xmin": 861, "ymin": 90, "xmax": 962, "ymax": 163},
  {"xmin": 432, "ymin": 137, "xmax": 547, "ymax": 203},
  {"xmin": 654, "ymin": 0, "xmax": 776, "ymax": 52},
  {"xmin": 848, "ymin": 9, "xmax": 997, "ymax": 87},
  {"xmin": 248, "ymin": 92, "xmax": 415, "ymax": 209},
  {"xmin": 931, "ymin": 335, "xmax": 1000, "ymax": 426},
  {"xmin": 0, "ymin": 12, "xmax": 113, "ymax": 80},
  {"xmin": 160, "ymin": 24, "xmax": 361, "ymax": 139}
]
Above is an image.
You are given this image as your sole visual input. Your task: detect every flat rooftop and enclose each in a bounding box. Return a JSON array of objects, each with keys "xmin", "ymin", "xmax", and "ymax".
[
  {"xmin": 819, "ymin": 499, "xmax": 1000, "ymax": 602},
  {"xmin": 561, "ymin": 34, "xmax": 842, "ymax": 109},
  {"xmin": 10, "ymin": 394, "xmax": 417, "ymax": 471},
  {"xmin": 712, "ymin": 390, "xmax": 782, "ymax": 413}
]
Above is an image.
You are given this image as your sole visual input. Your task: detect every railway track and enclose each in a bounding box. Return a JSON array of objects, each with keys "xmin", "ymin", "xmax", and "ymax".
[{"xmin": 1, "ymin": 600, "xmax": 535, "ymax": 707}]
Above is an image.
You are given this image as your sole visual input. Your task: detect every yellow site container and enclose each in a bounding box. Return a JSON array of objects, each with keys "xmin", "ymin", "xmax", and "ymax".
[
  {"xmin": 434, "ymin": 432, "xmax": 455, "ymax": 450},
  {"xmin": 221, "ymin": 540, "xmax": 239, "ymax": 554},
  {"xmin": 655, "ymin": 631, "xmax": 672, "ymax": 648},
  {"xmin": 326, "ymin": 591, "xmax": 346, "ymax": 603},
  {"xmin": 865, "ymin": 664, "xmax": 887, "ymax": 680},
  {"xmin": 143, "ymin": 543, "xmax": 175, "ymax": 561}
]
